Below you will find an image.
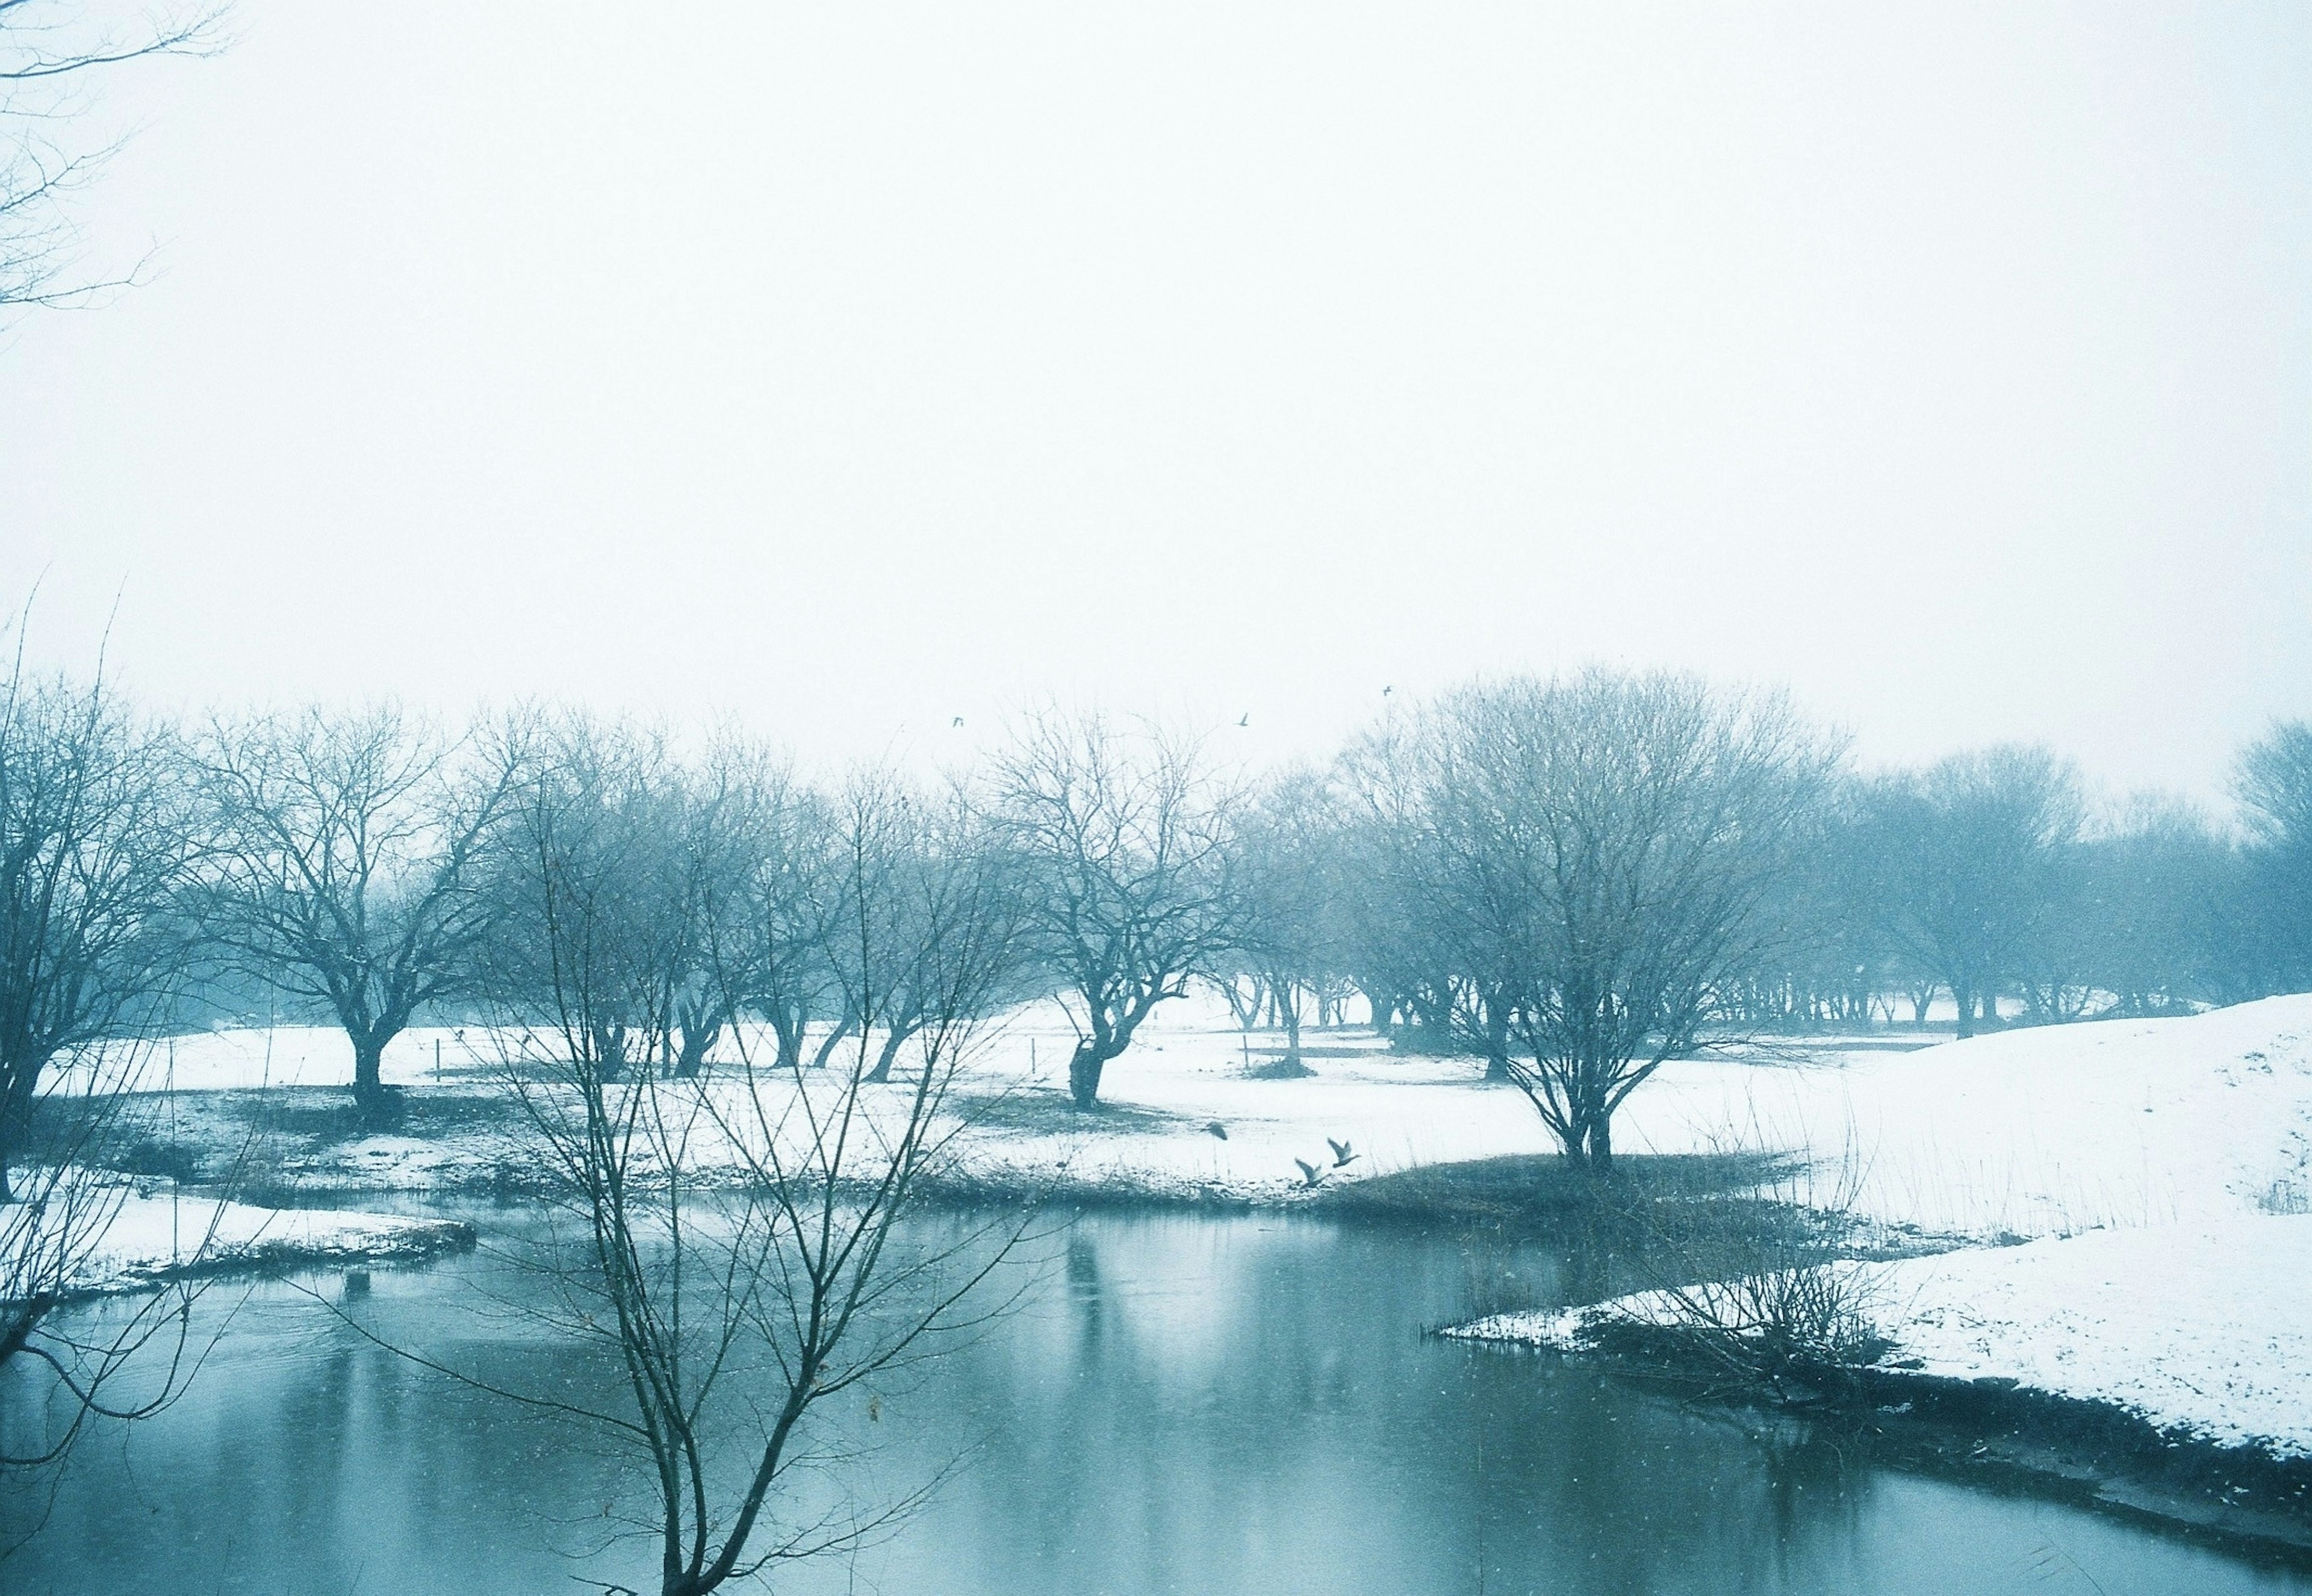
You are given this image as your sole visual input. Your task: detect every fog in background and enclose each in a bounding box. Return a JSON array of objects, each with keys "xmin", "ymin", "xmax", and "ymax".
[{"xmin": 2, "ymin": 2, "xmax": 2306, "ymax": 801}]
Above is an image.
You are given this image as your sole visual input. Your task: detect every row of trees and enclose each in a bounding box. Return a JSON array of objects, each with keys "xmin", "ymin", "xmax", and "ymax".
[
  {"xmin": 1284, "ymin": 709, "xmax": 2312, "ymax": 1062},
  {"xmin": 7, "ymin": 655, "xmax": 2310, "ymax": 1589},
  {"xmin": 5, "ymin": 665, "xmax": 2311, "ymax": 1193}
]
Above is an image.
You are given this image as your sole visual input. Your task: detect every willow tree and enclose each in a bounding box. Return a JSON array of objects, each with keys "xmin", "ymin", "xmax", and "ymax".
[
  {"xmin": 0, "ymin": 662, "xmax": 209, "ymax": 1492},
  {"xmin": 477, "ymin": 745, "xmax": 1025, "ymax": 1596},
  {"xmin": 1859, "ymin": 745, "xmax": 2084, "ymax": 1038},
  {"xmin": 988, "ymin": 708, "xmax": 1244, "ymax": 1108},
  {"xmin": 0, "ymin": 668, "xmax": 191, "ymax": 1201},
  {"xmin": 1417, "ymin": 670, "xmax": 1841, "ymax": 1169},
  {"xmin": 194, "ymin": 705, "xmax": 520, "ymax": 1119}
]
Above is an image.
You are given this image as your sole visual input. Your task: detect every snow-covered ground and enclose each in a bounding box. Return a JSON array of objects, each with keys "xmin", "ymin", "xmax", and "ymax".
[
  {"xmin": 120, "ymin": 992, "xmax": 2312, "ymax": 1241},
  {"xmin": 58, "ymin": 1192, "xmax": 471, "ymax": 1296},
  {"xmin": 52, "ymin": 993, "xmax": 2312, "ymax": 1473},
  {"xmin": 932, "ymin": 995, "xmax": 2312, "ymax": 1235},
  {"xmin": 1450, "ymin": 1216, "xmax": 2312, "ymax": 1459}
]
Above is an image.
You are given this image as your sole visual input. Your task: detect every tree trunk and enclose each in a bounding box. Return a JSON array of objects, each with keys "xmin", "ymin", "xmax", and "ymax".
[
  {"xmin": 676, "ymin": 1019, "xmax": 721, "ymax": 1079},
  {"xmin": 1068, "ymin": 1041, "xmax": 1108, "ymax": 1108},
  {"xmin": 1482, "ymin": 1000, "xmax": 1512, "ymax": 1082},
  {"xmin": 810, "ymin": 1011, "xmax": 858, "ymax": 1071},
  {"xmin": 0, "ymin": 1075, "xmax": 34, "ymax": 1204},
  {"xmin": 352, "ymin": 1034, "xmax": 397, "ymax": 1122},
  {"xmin": 768, "ymin": 1009, "xmax": 806, "ymax": 1072},
  {"xmin": 1280, "ymin": 987, "xmax": 1302, "ymax": 1066},
  {"xmin": 1584, "ymin": 1113, "xmax": 1612, "ymax": 1170},
  {"xmin": 1358, "ymin": 984, "xmax": 1393, "ymax": 1033},
  {"xmin": 865, "ymin": 1024, "xmax": 912, "ymax": 1085},
  {"xmin": 1952, "ymin": 982, "xmax": 1976, "ymax": 1040}
]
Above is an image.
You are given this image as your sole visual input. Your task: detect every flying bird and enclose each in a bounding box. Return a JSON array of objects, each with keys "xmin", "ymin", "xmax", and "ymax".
[
  {"xmin": 1204, "ymin": 1120, "xmax": 1229, "ymax": 1141},
  {"xmin": 951, "ymin": 716, "xmax": 965, "ymax": 728},
  {"xmin": 1327, "ymin": 1137, "xmax": 1356, "ymax": 1168},
  {"xmin": 1293, "ymin": 1158, "xmax": 1323, "ymax": 1188},
  {"xmin": 1237, "ymin": 713, "xmax": 1250, "ymax": 727},
  {"xmin": 1382, "ymin": 685, "xmax": 1393, "ymax": 697}
]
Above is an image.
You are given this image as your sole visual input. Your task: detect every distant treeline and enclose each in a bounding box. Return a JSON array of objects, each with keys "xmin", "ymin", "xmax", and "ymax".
[{"xmin": 3, "ymin": 660, "xmax": 2308, "ymax": 1176}]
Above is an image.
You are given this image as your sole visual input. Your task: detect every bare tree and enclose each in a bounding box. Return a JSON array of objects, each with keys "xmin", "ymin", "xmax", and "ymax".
[
  {"xmin": 1859, "ymin": 745, "xmax": 2085, "ymax": 1038},
  {"xmin": 660, "ymin": 736, "xmax": 780, "ymax": 1079},
  {"xmin": 2235, "ymin": 720, "xmax": 2312, "ymax": 993},
  {"xmin": 726, "ymin": 768, "xmax": 849, "ymax": 1074},
  {"xmin": 1332, "ymin": 712, "xmax": 1482, "ymax": 1055},
  {"xmin": 1, "ymin": 1082, "xmax": 217, "ymax": 1485},
  {"xmin": 1, "ymin": 1, "xmax": 225, "ymax": 312},
  {"xmin": 0, "ymin": 666, "xmax": 192, "ymax": 1200},
  {"xmin": 475, "ymin": 713, "xmax": 697, "ymax": 1085},
  {"xmin": 465, "ymin": 736, "xmax": 1025, "ymax": 1596},
  {"xmin": 2077, "ymin": 792, "xmax": 2240, "ymax": 1014},
  {"xmin": 1414, "ymin": 671, "xmax": 1841, "ymax": 1169},
  {"xmin": 0, "ymin": 657, "xmax": 213, "ymax": 1503},
  {"xmin": 1229, "ymin": 765, "xmax": 1347, "ymax": 1069},
  {"xmin": 987, "ymin": 708, "xmax": 1245, "ymax": 1108},
  {"xmin": 193, "ymin": 704, "xmax": 520, "ymax": 1120}
]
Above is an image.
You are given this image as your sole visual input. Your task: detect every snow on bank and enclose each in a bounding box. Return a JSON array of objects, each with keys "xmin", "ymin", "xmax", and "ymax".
[
  {"xmin": 60, "ymin": 1193, "xmax": 471, "ymax": 1296},
  {"xmin": 117, "ymin": 992, "xmax": 2312, "ymax": 1241},
  {"xmin": 1615, "ymin": 996, "xmax": 2312, "ymax": 1240},
  {"xmin": 1449, "ymin": 1216, "xmax": 2312, "ymax": 1459},
  {"xmin": 935, "ymin": 993, "xmax": 2312, "ymax": 1238}
]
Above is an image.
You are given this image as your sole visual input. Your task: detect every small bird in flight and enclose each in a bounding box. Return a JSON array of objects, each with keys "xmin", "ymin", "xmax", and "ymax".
[
  {"xmin": 1205, "ymin": 1120, "xmax": 1229, "ymax": 1141},
  {"xmin": 1293, "ymin": 1158, "xmax": 1324, "ymax": 1188},
  {"xmin": 1327, "ymin": 1137, "xmax": 1357, "ymax": 1168},
  {"xmin": 1237, "ymin": 713, "xmax": 1250, "ymax": 727},
  {"xmin": 951, "ymin": 716, "xmax": 965, "ymax": 728}
]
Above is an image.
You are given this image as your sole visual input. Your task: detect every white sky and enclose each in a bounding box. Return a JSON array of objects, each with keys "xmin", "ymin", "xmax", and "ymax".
[{"xmin": 2, "ymin": 2, "xmax": 2307, "ymax": 803}]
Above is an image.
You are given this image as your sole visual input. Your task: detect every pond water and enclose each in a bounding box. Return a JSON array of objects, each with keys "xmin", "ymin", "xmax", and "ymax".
[{"xmin": 5, "ymin": 1207, "xmax": 2309, "ymax": 1595}]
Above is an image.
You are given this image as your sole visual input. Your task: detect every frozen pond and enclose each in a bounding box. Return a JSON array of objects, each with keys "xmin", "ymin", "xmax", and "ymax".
[{"xmin": 5, "ymin": 1208, "xmax": 2309, "ymax": 1595}]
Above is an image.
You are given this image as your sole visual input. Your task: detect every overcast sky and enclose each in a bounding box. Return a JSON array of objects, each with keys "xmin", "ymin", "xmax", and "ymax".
[{"xmin": 2, "ymin": 2, "xmax": 2306, "ymax": 804}]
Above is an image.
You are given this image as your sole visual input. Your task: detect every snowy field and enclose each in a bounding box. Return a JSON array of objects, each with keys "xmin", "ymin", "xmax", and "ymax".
[
  {"xmin": 1450, "ymin": 1215, "xmax": 2312, "ymax": 1459},
  {"xmin": 34, "ymin": 992, "xmax": 2312, "ymax": 1470},
  {"xmin": 105, "ymin": 990, "xmax": 2312, "ymax": 1241}
]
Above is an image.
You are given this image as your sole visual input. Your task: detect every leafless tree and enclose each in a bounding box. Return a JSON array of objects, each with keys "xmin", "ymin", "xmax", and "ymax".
[
  {"xmin": 2075, "ymin": 792, "xmax": 2240, "ymax": 1014},
  {"xmin": 813, "ymin": 771, "xmax": 968, "ymax": 1085},
  {"xmin": 1341, "ymin": 706, "xmax": 1563, "ymax": 1074},
  {"xmin": 0, "ymin": 665, "xmax": 193, "ymax": 1200},
  {"xmin": 2235, "ymin": 719, "xmax": 2312, "ymax": 992},
  {"xmin": 0, "ymin": 654, "xmax": 214, "ymax": 1501},
  {"xmin": 1859, "ymin": 744, "xmax": 2085, "ymax": 1038},
  {"xmin": 193, "ymin": 704, "xmax": 521, "ymax": 1120},
  {"xmin": 459, "ymin": 739, "xmax": 1026, "ymax": 1596},
  {"xmin": 1, "ymin": 1, "xmax": 225, "ymax": 312},
  {"xmin": 473, "ymin": 713, "xmax": 699, "ymax": 1085},
  {"xmin": 1228, "ymin": 765, "xmax": 1347, "ymax": 1069},
  {"xmin": 1333, "ymin": 713, "xmax": 1471, "ymax": 1054},
  {"xmin": 1415, "ymin": 671, "xmax": 1841, "ymax": 1169},
  {"xmin": 1, "ymin": 1090, "xmax": 220, "ymax": 1489},
  {"xmin": 987, "ymin": 707, "xmax": 1245, "ymax": 1108},
  {"xmin": 654, "ymin": 736, "xmax": 780, "ymax": 1080},
  {"xmin": 724, "ymin": 767, "xmax": 850, "ymax": 1075}
]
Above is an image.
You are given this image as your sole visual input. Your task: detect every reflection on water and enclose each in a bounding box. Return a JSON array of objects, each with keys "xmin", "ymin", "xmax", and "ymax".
[{"xmin": 4, "ymin": 1210, "xmax": 2308, "ymax": 1595}]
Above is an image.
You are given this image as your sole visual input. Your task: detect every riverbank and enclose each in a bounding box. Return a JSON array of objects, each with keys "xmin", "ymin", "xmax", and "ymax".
[
  {"xmin": 1447, "ymin": 1216, "xmax": 2312, "ymax": 1553},
  {"xmin": 51, "ymin": 1190, "xmax": 475, "ymax": 1299},
  {"xmin": 46, "ymin": 991, "xmax": 2312, "ymax": 1555}
]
